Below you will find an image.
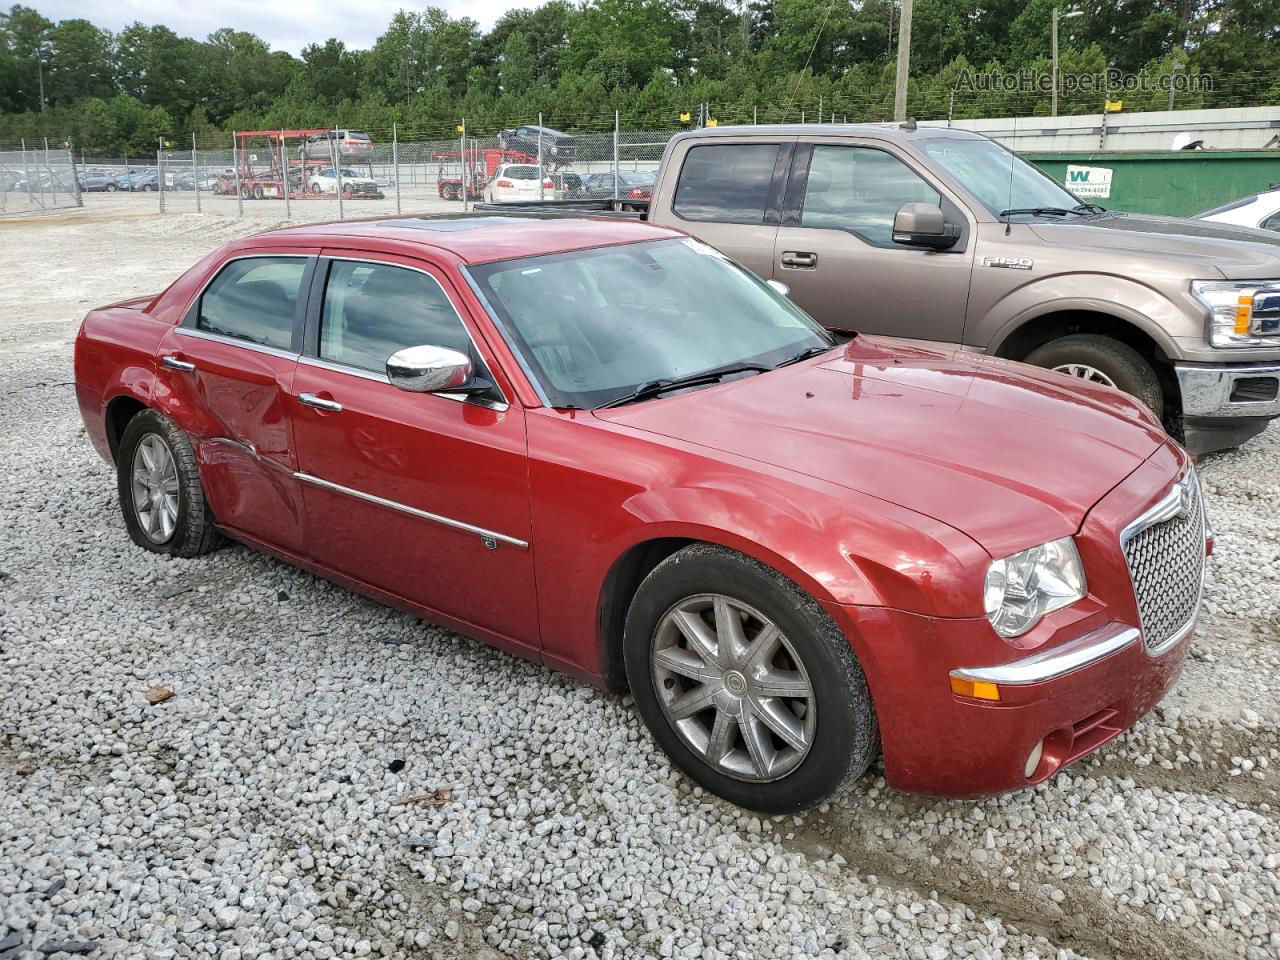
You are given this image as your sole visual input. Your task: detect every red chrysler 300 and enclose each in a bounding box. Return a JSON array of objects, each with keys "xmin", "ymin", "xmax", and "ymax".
[{"xmin": 73, "ymin": 216, "xmax": 1208, "ymax": 811}]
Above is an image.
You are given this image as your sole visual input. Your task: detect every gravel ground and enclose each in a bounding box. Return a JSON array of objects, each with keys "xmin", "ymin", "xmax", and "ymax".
[{"xmin": 1, "ymin": 206, "xmax": 1278, "ymax": 960}]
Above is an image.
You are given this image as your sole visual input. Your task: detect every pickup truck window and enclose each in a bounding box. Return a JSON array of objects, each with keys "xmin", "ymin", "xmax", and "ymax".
[
  {"xmin": 468, "ymin": 237, "xmax": 827, "ymax": 408},
  {"xmin": 800, "ymin": 146, "xmax": 940, "ymax": 245},
  {"xmin": 918, "ymin": 137, "xmax": 1079, "ymax": 216},
  {"xmin": 319, "ymin": 260, "xmax": 471, "ymax": 373},
  {"xmin": 673, "ymin": 143, "xmax": 780, "ymax": 224},
  {"xmin": 197, "ymin": 256, "xmax": 306, "ymax": 351}
]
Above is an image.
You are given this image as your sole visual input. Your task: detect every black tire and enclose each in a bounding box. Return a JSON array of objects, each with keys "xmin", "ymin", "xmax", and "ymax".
[
  {"xmin": 252, "ymin": 184, "xmax": 264, "ymax": 200},
  {"xmin": 624, "ymin": 544, "xmax": 878, "ymax": 812},
  {"xmin": 1024, "ymin": 334, "xmax": 1164, "ymax": 415},
  {"xmin": 105, "ymin": 184, "xmax": 117, "ymax": 192},
  {"xmin": 116, "ymin": 409, "xmax": 221, "ymax": 558}
]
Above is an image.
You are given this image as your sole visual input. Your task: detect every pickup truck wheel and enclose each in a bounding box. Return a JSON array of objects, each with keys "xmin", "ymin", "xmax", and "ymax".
[
  {"xmin": 1025, "ymin": 334, "xmax": 1164, "ymax": 415},
  {"xmin": 117, "ymin": 410, "xmax": 221, "ymax": 557},
  {"xmin": 624, "ymin": 544, "xmax": 878, "ymax": 812}
]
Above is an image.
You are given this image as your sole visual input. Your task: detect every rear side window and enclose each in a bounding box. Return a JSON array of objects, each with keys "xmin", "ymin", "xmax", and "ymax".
[
  {"xmin": 319, "ymin": 260, "xmax": 472, "ymax": 373},
  {"xmin": 800, "ymin": 146, "xmax": 941, "ymax": 246},
  {"xmin": 198, "ymin": 257, "xmax": 306, "ymax": 350},
  {"xmin": 673, "ymin": 143, "xmax": 779, "ymax": 224}
]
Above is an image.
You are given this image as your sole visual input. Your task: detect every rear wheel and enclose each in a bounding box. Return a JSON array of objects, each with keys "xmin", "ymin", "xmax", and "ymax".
[
  {"xmin": 252, "ymin": 184, "xmax": 264, "ymax": 200},
  {"xmin": 624, "ymin": 544, "xmax": 878, "ymax": 812},
  {"xmin": 117, "ymin": 410, "xmax": 221, "ymax": 557},
  {"xmin": 1025, "ymin": 334, "xmax": 1164, "ymax": 415}
]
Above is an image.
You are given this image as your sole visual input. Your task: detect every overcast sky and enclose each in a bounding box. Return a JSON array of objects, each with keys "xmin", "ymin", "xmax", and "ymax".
[{"xmin": 28, "ymin": 1, "xmax": 538, "ymax": 54}]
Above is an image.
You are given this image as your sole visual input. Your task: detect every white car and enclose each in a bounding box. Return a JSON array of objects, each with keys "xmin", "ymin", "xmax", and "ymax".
[
  {"xmin": 484, "ymin": 164, "xmax": 554, "ymax": 203},
  {"xmin": 1194, "ymin": 187, "xmax": 1280, "ymax": 232},
  {"xmin": 307, "ymin": 167, "xmax": 381, "ymax": 197}
]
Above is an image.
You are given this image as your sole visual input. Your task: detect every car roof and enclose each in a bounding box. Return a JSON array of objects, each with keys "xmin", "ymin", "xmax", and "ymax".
[
  {"xmin": 667, "ymin": 122, "xmax": 989, "ymax": 144},
  {"xmin": 249, "ymin": 216, "xmax": 680, "ymax": 265}
]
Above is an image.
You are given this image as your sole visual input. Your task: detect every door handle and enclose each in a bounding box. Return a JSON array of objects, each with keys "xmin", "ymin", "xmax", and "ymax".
[
  {"xmin": 298, "ymin": 392, "xmax": 343, "ymax": 413},
  {"xmin": 161, "ymin": 355, "xmax": 196, "ymax": 372},
  {"xmin": 780, "ymin": 251, "xmax": 818, "ymax": 269}
]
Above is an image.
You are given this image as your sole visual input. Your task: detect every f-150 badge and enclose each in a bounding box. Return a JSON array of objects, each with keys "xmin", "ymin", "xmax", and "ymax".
[{"xmin": 982, "ymin": 256, "xmax": 1034, "ymax": 270}]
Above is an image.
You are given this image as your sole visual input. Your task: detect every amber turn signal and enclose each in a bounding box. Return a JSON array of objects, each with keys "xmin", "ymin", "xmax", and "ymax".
[{"xmin": 949, "ymin": 675, "xmax": 1001, "ymax": 701}]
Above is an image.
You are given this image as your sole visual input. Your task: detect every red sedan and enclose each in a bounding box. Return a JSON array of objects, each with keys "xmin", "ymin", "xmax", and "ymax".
[{"xmin": 73, "ymin": 216, "xmax": 1207, "ymax": 811}]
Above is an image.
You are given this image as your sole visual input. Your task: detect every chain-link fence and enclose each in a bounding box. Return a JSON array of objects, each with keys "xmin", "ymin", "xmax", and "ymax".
[{"xmin": 0, "ymin": 141, "xmax": 81, "ymax": 216}]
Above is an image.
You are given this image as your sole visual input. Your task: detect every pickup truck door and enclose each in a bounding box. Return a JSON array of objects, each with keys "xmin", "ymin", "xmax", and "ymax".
[
  {"xmin": 772, "ymin": 140, "xmax": 975, "ymax": 341},
  {"xmin": 288, "ymin": 250, "xmax": 539, "ymax": 655},
  {"xmin": 654, "ymin": 138, "xmax": 794, "ymax": 280}
]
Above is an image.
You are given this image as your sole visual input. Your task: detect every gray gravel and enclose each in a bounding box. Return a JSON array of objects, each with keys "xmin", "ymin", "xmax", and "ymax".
[{"xmin": 1, "ymin": 208, "xmax": 1278, "ymax": 960}]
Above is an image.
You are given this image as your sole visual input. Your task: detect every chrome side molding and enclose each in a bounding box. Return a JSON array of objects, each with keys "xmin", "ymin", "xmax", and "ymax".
[
  {"xmin": 950, "ymin": 623, "xmax": 1140, "ymax": 687},
  {"xmin": 293, "ymin": 472, "xmax": 529, "ymax": 550}
]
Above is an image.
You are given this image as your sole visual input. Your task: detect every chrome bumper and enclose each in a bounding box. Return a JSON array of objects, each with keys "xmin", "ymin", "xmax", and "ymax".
[
  {"xmin": 951, "ymin": 623, "xmax": 1139, "ymax": 686},
  {"xmin": 1175, "ymin": 361, "xmax": 1280, "ymax": 418}
]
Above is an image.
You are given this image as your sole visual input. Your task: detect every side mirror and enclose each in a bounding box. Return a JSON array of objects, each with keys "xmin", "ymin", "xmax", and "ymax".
[
  {"xmin": 766, "ymin": 279, "xmax": 791, "ymax": 298},
  {"xmin": 386, "ymin": 345, "xmax": 475, "ymax": 394},
  {"xmin": 892, "ymin": 202, "xmax": 961, "ymax": 250}
]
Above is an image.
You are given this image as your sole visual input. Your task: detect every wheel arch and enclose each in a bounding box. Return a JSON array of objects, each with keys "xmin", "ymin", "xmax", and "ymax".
[{"xmin": 105, "ymin": 393, "xmax": 149, "ymax": 463}]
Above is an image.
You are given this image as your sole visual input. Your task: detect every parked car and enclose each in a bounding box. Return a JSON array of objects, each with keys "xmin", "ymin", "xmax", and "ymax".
[
  {"xmin": 300, "ymin": 130, "xmax": 374, "ymax": 161},
  {"xmin": 306, "ymin": 167, "xmax": 383, "ymax": 198},
  {"xmin": 79, "ymin": 171, "xmax": 117, "ymax": 192},
  {"xmin": 490, "ymin": 124, "xmax": 1280, "ymax": 456},
  {"xmin": 498, "ymin": 125, "xmax": 576, "ymax": 164},
  {"xmin": 1195, "ymin": 186, "xmax": 1280, "ymax": 233},
  {"xmin": 73, "ymin": 215, "xmax": 1206, "ymax": 811},
  {"xmin": 484, "ymin": 163, "xmax": 554, "ymax": 203},
  {"xmin": 577, "ymin": 171, "xmax": 656, "ymax": 201},
  {"xmin": 119, "ymin": 170, "xmax": 158, "ymax": 192}
]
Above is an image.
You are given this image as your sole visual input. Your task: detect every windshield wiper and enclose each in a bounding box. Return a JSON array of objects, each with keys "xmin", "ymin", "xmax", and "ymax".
[
  {"xmin": 1072, "ymin": 202, "xmax": 1106, "ymax": 214},
  {"xmin": 998, "ymin": 206, "xmax": 1082, "ymax": 218},
  {"xmin": 775, "ymin": 344, "xmax": 833, "ymax": 368},
  {"xmin": 595, "ymin": 363, "xmax": 770, "ymax": 409}
]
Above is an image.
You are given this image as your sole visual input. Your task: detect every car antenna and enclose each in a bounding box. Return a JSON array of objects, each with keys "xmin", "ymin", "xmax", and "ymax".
[
  {"xmin": 1004, "ymin": 114, "xmax": 1017, "ymax": 236},
  {"xmin": 899, "ymin": 116, "xmax": 917, "ymax": 131}
]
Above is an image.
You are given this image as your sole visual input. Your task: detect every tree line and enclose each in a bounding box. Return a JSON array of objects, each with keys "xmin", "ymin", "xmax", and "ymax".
[{"xmin": 0, "ymin": 0, "xmax": 1277, "ymax": 155}]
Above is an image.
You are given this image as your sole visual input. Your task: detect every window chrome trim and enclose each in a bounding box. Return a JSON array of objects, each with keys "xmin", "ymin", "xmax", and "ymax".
[
  {"xmin": 311, "ymin": 255, "xmax": 509, "ymax": 410},
  {"xmin": 951, "ymin": 622, "xmax": 1140, "ymax": 687},
  {"xmin": 292, "ymin": 471, "xmax": 528, "ymax": 549},
  {"xmin": 174, "ymin": 325, "xmax": 298, "ymax": 360},
  {"xmin": 296, "ymin": 355, "xmax": 509, "ymax": 412}
]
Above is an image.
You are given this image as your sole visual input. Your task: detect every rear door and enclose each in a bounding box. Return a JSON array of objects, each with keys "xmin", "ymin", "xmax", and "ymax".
[
  {"xmin": 289, "ymin": 250, "xmax": 539, "ymax": 653},
  {"xmin": 772, "ymin": 139, "xmax": 975, "ymax": 340},
  {"xmin": 155, "ymin": 251, "xmax": 316, "ymax": 554},
  {"xmin": 654, "ymin": 137, "xmax": 794, "ymax": 279}
]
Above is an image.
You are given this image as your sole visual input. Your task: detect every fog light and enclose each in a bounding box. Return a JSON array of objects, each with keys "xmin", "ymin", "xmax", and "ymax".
[
  {"xmin": 1024, "ymin": 739, "xmax": 1044, "ymax": 779},
  {"xmin": 949, "ymin": 674, "xmax": 1000, "ymax": 701}
]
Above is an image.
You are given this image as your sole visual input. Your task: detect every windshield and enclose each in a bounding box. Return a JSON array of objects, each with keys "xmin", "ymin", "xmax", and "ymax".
[
  {"xmin": 918, "ymin": 137, "xmax": 1083, "ymax": 216},
  {"xmin": 503, "ymin": 165, "xmax": 540, "ymax": 180},
  {"xmin": 468, "ymin": 237, "xmax": 833, "ymax": 408}
]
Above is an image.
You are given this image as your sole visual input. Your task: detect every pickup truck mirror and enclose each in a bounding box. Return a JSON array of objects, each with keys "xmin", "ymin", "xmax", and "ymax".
[
  {"xmin": 892, "ymin": 203, "xmax": 961, "ymax": 250},
  {"xmin": 387, "ymin": 345, "xmax": 475, "ymax": 393}
]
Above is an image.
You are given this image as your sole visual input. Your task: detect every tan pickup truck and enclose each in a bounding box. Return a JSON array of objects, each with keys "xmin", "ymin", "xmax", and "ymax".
[{"xmin": 495, "ymin": 123, "xmax": 1280, "ymax": 454}]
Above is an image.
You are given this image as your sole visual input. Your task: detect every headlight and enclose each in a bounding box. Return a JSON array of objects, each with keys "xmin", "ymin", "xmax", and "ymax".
[
  {"xmin": 983, "ymin": 537, "xmax": 1086, "ymax": 638},
  {"xmin": 1191, "ymin": 279, "xmax": 1280, "ymax": 347}
]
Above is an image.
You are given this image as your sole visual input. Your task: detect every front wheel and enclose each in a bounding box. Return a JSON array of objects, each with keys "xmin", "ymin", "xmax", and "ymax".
[
  {"xmin": 624, "ymin": 544, "xmax": 878, "ymax": 812},
  {"xmin": 1025, "ymin": 334, "xmax": 1164, "ymax": 415},
  {"xmin": 116, "ymin": 410, "xmax": 221, "ymax": 557}
]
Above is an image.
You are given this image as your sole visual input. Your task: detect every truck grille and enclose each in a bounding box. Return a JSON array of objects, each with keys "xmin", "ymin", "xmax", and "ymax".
[{"xmin": 1121, "ymin": 472, "xmax": 1206, "ymax": 654}]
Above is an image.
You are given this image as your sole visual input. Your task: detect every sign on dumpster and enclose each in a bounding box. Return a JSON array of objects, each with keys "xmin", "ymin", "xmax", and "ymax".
[{"xmin": 1065, "ymin": 165, "xmax": 1113, "ymax": 198}]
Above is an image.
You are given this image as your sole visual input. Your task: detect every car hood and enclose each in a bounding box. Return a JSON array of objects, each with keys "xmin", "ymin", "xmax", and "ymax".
[
  {"xmin": 595, "ymin": 338, "xmax": 1167, "ymax": 557},
  {"xmin": 1030, "ymin": 212, "xmax": 1280, "ymax": 280}
]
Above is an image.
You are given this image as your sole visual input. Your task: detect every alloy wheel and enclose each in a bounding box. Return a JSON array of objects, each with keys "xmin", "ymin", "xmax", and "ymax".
[
  {"xmin": 131, "ymin": 434, "xmax": 179, "ymax": 543},
  {"xmin": 651, "ymin": 594, "xmax": 816, "ymax": 782},
  {"xmin": 1052, "ymin": 362, "xmax": 1117, "ymax": 388}
]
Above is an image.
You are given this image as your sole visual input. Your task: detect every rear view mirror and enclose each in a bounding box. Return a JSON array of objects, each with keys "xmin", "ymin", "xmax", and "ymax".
[
  {"xmin": 892, "ymin": 203, "xmax": 961, "ymax": 250},
  {"xmin": 386, "ymin": 345, "xmax": 474, "ymax": 393}
]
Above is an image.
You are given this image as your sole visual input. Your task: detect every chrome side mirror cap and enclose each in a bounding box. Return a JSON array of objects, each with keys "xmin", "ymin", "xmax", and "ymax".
[
  {"xmin": 766, "ymin": 278, "xmax": 790, "ymax": 298},
  {"xmin": 386, "ymin": 345, "xmax": 473, "ymax": 393}
]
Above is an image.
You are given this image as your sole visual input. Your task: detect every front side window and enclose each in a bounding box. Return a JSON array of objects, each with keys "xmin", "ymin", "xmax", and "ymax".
[
  {"xmin": 469, "ymin": 237, "xmax": 831, "ymax": 408},
  {"xmin": 198, "ymin": 256, "xmax": 306, "ymax": 350},
  {"xmin": 673, "ymin": 143, "xmax": 779, "ymax": 223},
  {"xmin": 800, "ymin": 146, "xmax": 941, "ymax": 245},
  {"xmin": 319, "ymin": 260, "xmax": 472, "ymax": 373}
]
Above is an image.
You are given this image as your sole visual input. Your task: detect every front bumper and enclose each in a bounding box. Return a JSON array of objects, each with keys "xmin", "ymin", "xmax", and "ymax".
[{"xmin": 1175, "ymin": 361, "xmax": 1280, "ymax": 418}]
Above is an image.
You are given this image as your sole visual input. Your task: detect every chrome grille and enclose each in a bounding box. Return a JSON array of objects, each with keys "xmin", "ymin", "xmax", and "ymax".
[{"xmin": 1121, "ymin": 472, "xmax": 1206, "ymax": 654}]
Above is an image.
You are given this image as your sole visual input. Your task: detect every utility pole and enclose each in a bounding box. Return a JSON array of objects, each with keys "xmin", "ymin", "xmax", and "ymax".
[
  {"xmin": 893, "ymin": 0, "xmax": 913, "ymax": 122},
  {"xmin": 1052, "ymin": 8, "xmax": 1084, "ymax": 116},
  {"xmin": 35, "ymin": 45, "xmax": 45, "ymax": 112}
]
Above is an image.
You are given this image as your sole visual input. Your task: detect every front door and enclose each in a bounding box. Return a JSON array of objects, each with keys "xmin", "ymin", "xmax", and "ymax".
[
  {"xmin": 773, "ymin": 142, "xmax": 975, "ymax": 341},
  {"xmin": 289, "ymin": 251, "xmax": 538, "ymax": 652},
  {"xmin": 156, "ymin": 252, "xmax": 314, "ymax": 554}
]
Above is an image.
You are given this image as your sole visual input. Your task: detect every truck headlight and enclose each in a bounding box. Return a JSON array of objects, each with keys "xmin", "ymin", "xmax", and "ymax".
[
  {"xmin": 1192, "ymin": 280, "xmax": 1280, "ymax": 347},
  {"xmin": 983, "ymin": 537, "xmax": 1086, "ymax": 638}
]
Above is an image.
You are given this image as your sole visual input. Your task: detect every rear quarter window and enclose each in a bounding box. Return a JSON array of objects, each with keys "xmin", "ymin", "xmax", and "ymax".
[
  {"xmin": 197, "ymin": 257, "xmax": 307, "ymax": 351},
  {"xmin": 672, "ymin": 143, "xmax": 780, "ymax": 224}
]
